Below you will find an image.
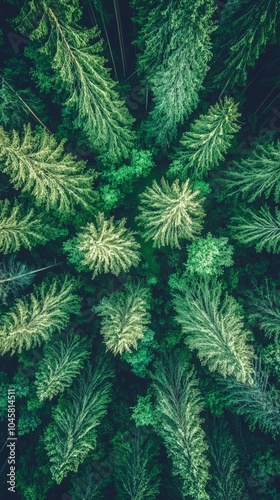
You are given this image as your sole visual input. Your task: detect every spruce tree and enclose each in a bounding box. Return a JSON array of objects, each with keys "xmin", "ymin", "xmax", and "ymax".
[
  {"xmin": 218, "ymin": 359, "xmax": 280, "ymax": 437},
  {"xmin": 77, "ymin": 213, "xmax": 141, "ymax": 278},
  {"xmin": 214, "ymin": 0, "xmax": 280, "ymax": 88},
  {"xmin": 230, "ymin": 205, "xmax": 280, "ymax": 253},
  {"xmin": 174, "ymin": 279, "xmax": 254, "ymax": 383},
  {"xmin": 0, "ymin": 199, "xmax": 46, "ymax": 254},
  {"xmin": 133, "ymin": 0, "xmax": 216, "ymax": 148},
  {"xmin": 0, "ymin": 124, "xmax": 97, "ymax": 213},
  {"xmin": 168, "ymin": 97, "xmax": 241, "ymax": 180},
  {"xmin": 113, "ymin": 429, "xmax": 160, "ymax": 500},
  {"xmin": 246, "ymin": 280, "xmax": 280, "ymax": 339},
  {"xmin": 0, "ymin": 275, "xmax": 80, "ymax": 355},
  {"xmin": 207, "ymin": 418, "xmax": 248, "ymax": 500},
  {"xmin": 95, "ymin": 283, "xmax": 150, "ymax": 355},
  {"xmin": 137, "ymin": 178, "xmax": 205, "ymax": 248},
  {"xmin": 35, "ymin": 332, "xmax": 90, "ymax": 401},
  {"xmin": 15, "ymin": 2, "xmax": 135, "ymax": 162},
  {"xmin": 43, "ymin": 356, "xmax": 113, "ymax": 483},
  {"xmin": 223, "ymin": 138, "xmax": 280, "ymax": 202},
  {"xmin": 152, "ymin": 353, "xmax": 210, "ymax": 499}
]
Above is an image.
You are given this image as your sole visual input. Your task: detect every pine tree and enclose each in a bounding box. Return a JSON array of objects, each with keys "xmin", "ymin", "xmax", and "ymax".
[
  {"xmin": 0, "ymin": 199, "xmax": 47, "ymax": 254},
  {"xmin": 152, "ymin": 353, "xmax": 210, "ymax": 499},
  {"xmin": 0, "ymin": 124, "xmax": 97, "ymax": 213},
  {"xmin": 35, "ymin": 332, "xmax": 90, "ymax": 401},
  {"xmin": 137, "ymin": 178, "xmax": 205, "ymax": 248},
  {"xmin": 43, "ymin": 356, "xmax": 113, "ymax": 483},
  {"xmin": 133, "ymin": 0, "xmax": 216, "ymax": 148},
  {"xmin": 214, "ymin": 0, "xmax": 280, "ymax": 88},
  {"xmin": 77, "ymin": 213, "xmax": 141, "ymax": 278},
  {"xmin": 113, "ymin": 428, "xmax": 160, "ymax": 500},
  {"xmin": 0, "ymin": 275, "xmax": 80, "ymax": 356},
  {"xmin": 95, "ymin": 283, "xmax": 150, "ymax": 355},
  {"xmin": 207, "ymin": 418, "xmax": 248, "ymax": 500},
  {"xmin": 246, "ymin": 280, "xmax": 280, "ymax": 339},
  {"xmin": 230, "ymin": 205, "xmax": 280, "ymax": 253},
  {"xmin": 185, "ymin": 233, "xmax": 234, "ymax": 277},
  {"xmin": 15, "ymin": 3, "xmax": 135, "ymax": 162},
  {"xmin": 223, "ymin": 138, "xmax": 280, "ymax": 202},
  {"xmin": 168, "ymin": 97, "xmax": 241, "ymax": 180},
  {"xmin": 173, "ymin": 279, "xmax": 254, "ymax": 383},
  {"xmin": 218, "ymin": 358, "xmax": 280, "ymax": 437}
]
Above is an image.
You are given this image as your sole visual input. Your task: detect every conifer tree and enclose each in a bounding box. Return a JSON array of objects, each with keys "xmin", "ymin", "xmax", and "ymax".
[
  {"xmin": 174, "ymin": 279, "xmax": 254, "ymax": 383},
  {"xmin": 137, "ymin": 178, "xmax": 205, "ymax": 248},
  {"xmin": 95, "ymin": 283, "xmax": 150, "ymax": 355},
  {"xmin": 43, "ymin": 356, "xmax": 113, "ymax": 483},
  {"xmin": 218, "ymin": 359, "xmax": 280, "ymax": 437},
  {"xmin": 0, "ymin": 275, "xmax": 80, "ymax": 356},
  {"xmin": 77, "ymin": 213, "xmax": 141, "ymax": 278},
  {"xmin": 214, "ymin": 0, "xmax": 280, "ymax": 88},
  {"xmin": 207, "ymin": 418, "xmax": 248, "ymax": 500},
  {"xmin": 230, "ymin": 205, "xmax": 280, "ymax": 253},
  {"xmin": 0, "ymin": 124, "xmax": 97, "ymax": 213},
  {"xmin": 0, "ymin": 257, "xmax": 34, "ymax": 305},
  {"xmin": 133, "ymin": 0, "xmax": 216, "ymax": 148},
  {"xmin": 0, "ymin": 199, "xmax": 46, "ymax": 254},
  {"xmin": 15, "ymin": 3, "xmax": 134, "ymax": 162},
  {"xmin": 35, "ymin": 332, "xmax": 90, "ymax": 401},
  {"xmin": 152, "ymin": 353, "xmax": 210, "ymax": 499},
  {"xmin": 113, "ymin": 428, "xmax": 160, "ymax": 500},
  {"xmin": 223, "ymin": 138, "xmax": 280, "ymax": 202},
  {"xmin": 168, "ymin": 97, "xmax": 241, "ymax": 180},
  {"xmin": 246, "ymin": 280, "xmax": 280, "ymax": 339}
]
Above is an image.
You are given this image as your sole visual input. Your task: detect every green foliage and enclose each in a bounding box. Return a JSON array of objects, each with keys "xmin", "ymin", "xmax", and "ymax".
[
  {"xmin": 0, "ymin": 124, "xmax": 97, "ymax": 213},
  {"xmin": 174, "ymin": 279, "xmax": 254, "ymax": 383},
  {"xmin": 137, "ymin": 178, "xmax": 205, "ymax": 248},
  {"xmin": 43, "ymin": 356, "xmax": 113, "ymax": 484},
  {"xmin": 223, "ymin": 138, "xmax": 280, "ymax": 202},
  {"xmin": 35, "ymin": 331, "xmax": 90, "ymax": 401},
  {"xmin": 77, "ymin": 213, "xmax": 141, "ymax": 278},
  {"xmin": 113, "ymin": 428, "xmax": 160, "ymax": 500},
  {"xmin": 0, "ymin": 256, "xmax": 34, "ymax": 304},
  {"xmin": 218, "ymin": 359, "xmax": 280, "ymax": 437},
  {"xmin": 95, "ymin": 283, "xmax": 150, "ymax": 355},
  {"xmin": 0, "ymin": 199, "xmax": 47, "ymax": 254},
  {"xmin": 69, "ymin": 461, "xmax": 109, "ymax": 500},
  {"xmin": 207, "ymin": 418, "xmax": 248, "ymax": 499},
  {"xmin": 0, "ymin": 275, "xmax": 80, "ymax": 355},
  {"xmin": 17, "ymin": 407, "xmax": 41, "ymax": 436},
  {"xmin": 134, "ymin": 0, "xmax": 216, "ymax": 147},
  {"xmin": 215, "ymin": 0, "xmax": 280, "ymax": 88},
  {"xmin": 131, "ymin": 393, "xmax": 156, "ymax": 428},
  {"xmin": 122, "ymin": 328, "xmax": 157, "ymax": 377},
  {"xmin": 152, "ymin": 353, "xmax": 210, "ymax": 499},
  {"xmin": 169, "ymin": 97, "xmax": 240, "ymax": 180},
  {"xmin": 246, "ymin": 280, "xmax": 280, "ymax": 339},
  {"xmin": 248, "ymin": 448, "xmax": 280, "ymax": 498},
  {"xmin": 0, "ymin": 78, "xmax": 46, "ymax": 130},
  {"xmin": 16, "ymin": 3, "xmax": 135, "ymax": 162},
  {"xmin": 185, "ymin": 233, "xmax": 234, "ymax": 277},
  {"xmin": 230, "ymin": 205, "xmax": 280, "ymax": 253}
]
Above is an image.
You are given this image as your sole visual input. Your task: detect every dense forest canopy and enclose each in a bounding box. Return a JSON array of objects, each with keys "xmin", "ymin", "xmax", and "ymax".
[{"xmin": 0, "ymin": 0, "xmax": 280, "ymax": 498}]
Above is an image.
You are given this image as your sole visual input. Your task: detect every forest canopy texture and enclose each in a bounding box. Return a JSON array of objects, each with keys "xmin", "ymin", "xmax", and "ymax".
[{"xmin": 0, "ymin": 0, "xmax": 280, "ymax": 499}]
